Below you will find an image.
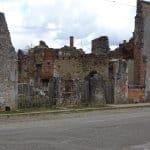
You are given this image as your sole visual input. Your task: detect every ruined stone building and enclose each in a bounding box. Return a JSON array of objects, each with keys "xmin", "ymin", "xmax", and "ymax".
[
  {"xmin": 18, "ymin": 37, "xmax": 110, "ymax": 106},
  {"xmin": 0, "ymin": 0, "xmax": 150, "ymax": 109},
  {"xmin": 17, "ymin": 0, "xmax": 150, "ymax": 107},
  {"xmin": 0, "ymin": 13, "xmax": 17, "ymax": 110}
]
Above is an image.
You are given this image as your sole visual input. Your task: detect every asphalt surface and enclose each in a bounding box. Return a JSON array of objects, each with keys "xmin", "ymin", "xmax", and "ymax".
[{"xmin": 0, "ymin": 108, "xmax": 150, "ymax": 150}]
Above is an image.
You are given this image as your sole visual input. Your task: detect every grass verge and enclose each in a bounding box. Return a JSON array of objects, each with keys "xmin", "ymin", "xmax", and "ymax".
[{"xmin": 0, "ymin": 104, "xmax": 107, "ymax": 115}]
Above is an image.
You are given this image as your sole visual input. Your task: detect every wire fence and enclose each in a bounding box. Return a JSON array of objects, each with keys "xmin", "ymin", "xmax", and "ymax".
[{"xmin": 18, "ymin": 83, "xmax": 53, "ymax": 109}]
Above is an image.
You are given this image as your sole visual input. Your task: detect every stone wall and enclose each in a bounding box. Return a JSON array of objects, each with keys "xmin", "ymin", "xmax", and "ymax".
[
  {"xmin": 109, "ymin": 59, "xmax": 128, "ymax": 104},
  {"xmin": 134, "ymin": 0, "xmax": 150, "ymax": 100},
  {"xmin": 0, "ymin": 13, "xmax": 17, "ymax": 110},
  {"xmin": 92, "ymin": 36, "xmax": 109, "ymax": 55},
  {"xmin": 128, "ymin": 59, "xmax": 134, "ymax": 84},
  {"xmin": 54, "ymin": 55, "xmax": 108, "ymax": 80},
  {"xmin": 133, "ymin": 47, "xmax": 145, "ymax": 85},
  {"xmin": 53, "ymin": 55, "xmax": 109, "ymax": 105}
]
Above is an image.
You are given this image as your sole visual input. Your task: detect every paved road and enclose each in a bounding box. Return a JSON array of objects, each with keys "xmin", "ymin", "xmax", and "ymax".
[{"xmin": 0, "ymin": 108, "xmax": 150, "ymax": 150}]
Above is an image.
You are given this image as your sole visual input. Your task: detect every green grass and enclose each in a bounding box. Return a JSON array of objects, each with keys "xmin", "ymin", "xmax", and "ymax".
[
  {"xmin": 0, "ymin": 104, "xmax": 107, "ymax": 115},
  {"xmin": 0, "ymin": 106, "xmax": 60, "ymax": 114}
]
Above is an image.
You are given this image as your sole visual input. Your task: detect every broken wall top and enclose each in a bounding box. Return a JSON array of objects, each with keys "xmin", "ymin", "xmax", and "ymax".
[{"xmin": 0, "ymin": 12, "xmax": 16, "ymax": 56}]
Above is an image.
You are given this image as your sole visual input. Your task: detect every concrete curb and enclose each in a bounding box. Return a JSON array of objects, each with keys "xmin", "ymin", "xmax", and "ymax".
[{"xmin": 0, "ymin": 103, "xmax": 150, "ymax": 119}]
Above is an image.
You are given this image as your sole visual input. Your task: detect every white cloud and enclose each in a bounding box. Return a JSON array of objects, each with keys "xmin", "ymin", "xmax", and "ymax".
[{"xmin": 0, "ymin": 0, "xmax": 142, "ymax": 52}]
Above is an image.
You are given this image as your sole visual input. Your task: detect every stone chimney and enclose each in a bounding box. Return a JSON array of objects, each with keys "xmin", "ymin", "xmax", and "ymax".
[{"xmin": 70, "ymin": 36, "xmax": 74, "ymax": 47}]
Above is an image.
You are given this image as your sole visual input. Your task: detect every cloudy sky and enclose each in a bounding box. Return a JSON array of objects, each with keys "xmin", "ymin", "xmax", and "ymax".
[{"xmin": 0, "ymin": 0, "xmax": 147, "ymax": 52}]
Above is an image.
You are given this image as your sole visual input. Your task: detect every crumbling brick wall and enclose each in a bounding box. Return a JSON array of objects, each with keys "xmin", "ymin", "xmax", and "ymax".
[
  {"xmin": 128, "ymin": 87, "xmax": 144, "ymax": 103},
  {"xmin": 18, "ymin": 42, "xmax": 57, "ymax": 86}
]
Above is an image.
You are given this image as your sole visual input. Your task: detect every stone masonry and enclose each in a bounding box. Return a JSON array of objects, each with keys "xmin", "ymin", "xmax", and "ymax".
[
  {"xmin": 134, "ymin": 0, "xmax": 150, "ymax": 101},
  {"xmin": 18, "ymin": 37, "xmax": 110, "ymax": 106},
  {"xmin": 0, "ymin": 13, "xmax": 17, "ymax": 110},
  {"xmin": 17, "ymin": 0, "xmax": 150, "ymax": 106},
  {"xmin": 1, "ymin": 0, "xmax": 150, "ymax": 109}
]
